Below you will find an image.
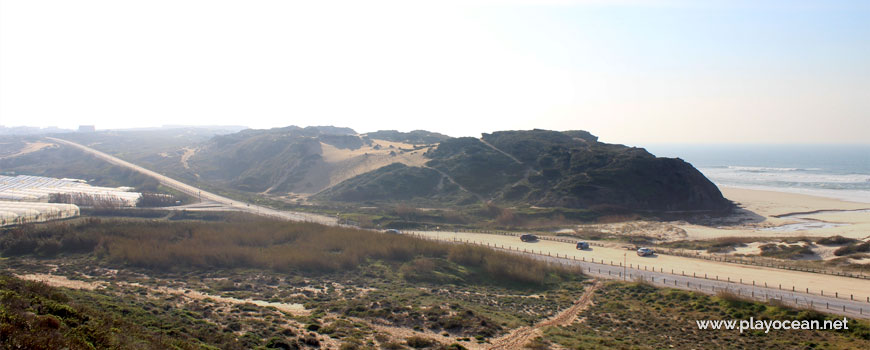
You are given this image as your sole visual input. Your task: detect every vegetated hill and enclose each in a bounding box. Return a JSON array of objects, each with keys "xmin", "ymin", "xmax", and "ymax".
[
  {"xmin": 106, "ymin": 125, "xmax": 726, "ymax": 212},
  {"xmin": 424, "ymin": 137, "xmax": 526, "ymax": 195},
  {"xmin": 478, "ymin": 130, "xmax": 730, "ymax": 211},
  {"xmin": 0, "ymin": 140, "xmax": 159, "ymax": 191},
  {"xmin": 321, "ymin": 129, "xmax": 731, "ymax": 212},
  {"xmin": 363, "ymin": 129, "xmax": 452, "ymax": 144}
]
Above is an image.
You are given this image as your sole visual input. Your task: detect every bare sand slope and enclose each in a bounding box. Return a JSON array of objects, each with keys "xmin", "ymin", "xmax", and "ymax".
[
  {"xmin": 16, "ymin": 273, "xmax": 309, "ymax": 315},
  {"xmin": 413, "ymin": 230, "xmax": 870, "ymax": 302},
  {"xmin": 307, "ymin": 140, "xmax": 432, "ymax": 194},
  {"xmin": 0, "ymin": 141, "xmax": 57, "ymax": 159}
]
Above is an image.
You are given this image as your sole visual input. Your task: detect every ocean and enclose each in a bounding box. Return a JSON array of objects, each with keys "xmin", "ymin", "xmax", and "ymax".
[{"xmin": 643, "ymin": 144, "xmax": 870, "ymax": 204}]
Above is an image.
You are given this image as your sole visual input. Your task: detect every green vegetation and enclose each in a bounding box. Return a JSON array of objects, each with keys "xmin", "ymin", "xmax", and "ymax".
[
  {"xmin": 661, "ymin": 237, "xmax": 816, "ymax": 254},
  {"xmin": 0, "ymin": 273, "xmax": 238, "ymax": 349},
  {"xmin": 817, "ymin": 236, "xmax": 859, "ymax": 246},
  {"xmin": 543, "ymin": 281, "xmax": 870, "ymax": 350},
  {"xmin": 1, "ymin": 214, "xmax": 589, "ymax": 348},
  {"xmin": 0, "ymin": 144, "xmax": 157, "ymax": 190},
  {"xmin": 660, "ymin": 237, "xmax": 751, "ymax": 252},
  {"xmin": 363, "ymin": 130, "xmax": 450, "ymax": 144},
  {"xmin": 759, "ymin": 243, "xmax": 815, "ymax": 259},
  {"xmin": 834, "ymin": 242, "xmax": 870, "ymax": 256},
  {"xmin": 425, "ymin": 137, "xmax": 525, "ymax": 195},
  {"xmin": 324, "ymin": 129, "xmax": 730, "ymax": 213}
]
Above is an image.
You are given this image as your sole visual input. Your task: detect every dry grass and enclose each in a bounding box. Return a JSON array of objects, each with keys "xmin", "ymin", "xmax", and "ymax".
[{"xmin": 1, "ymin": 216, "xmax": 580, "ymax": 287}]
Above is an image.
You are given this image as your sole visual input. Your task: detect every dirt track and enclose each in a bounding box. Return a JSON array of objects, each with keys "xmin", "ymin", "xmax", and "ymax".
[{"xmin": 487, "ymin": 280, "xmax": 600, "ymax": 350}]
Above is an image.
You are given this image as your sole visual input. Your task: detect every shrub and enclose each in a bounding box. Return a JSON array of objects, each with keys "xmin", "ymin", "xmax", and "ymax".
[
  {"xmin": 406, "ymin": 336, "xmax": 436, "ymax": 348},
  {"xmin": 834, "ymin": 242, "xmax": 870, "ymax": 256},
  {"xmin": 816, "ymin": 235, "xmax": 858, "ymax": 245}
]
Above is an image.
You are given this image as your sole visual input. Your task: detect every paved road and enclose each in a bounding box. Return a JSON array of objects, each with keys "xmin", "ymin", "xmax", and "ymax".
[
  {"xmin": 48, "ymin": 137, "xmax": 870, "ymax": 319},
  {"xmin": 47, "ymin": 137, "xmax": 337, "ymax": 225},
  {"xmin": 410, "ymin": 231, "xmax": 870, "ymax": 319}
]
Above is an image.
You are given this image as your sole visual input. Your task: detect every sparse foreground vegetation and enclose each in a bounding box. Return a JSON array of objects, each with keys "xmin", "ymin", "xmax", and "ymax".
[
  {"xmin": 543, "ymin": 281, "xmax": 870, "ymax": 350},
  {"xmin": 0, "ymin": 273, "xmax": 235, "ymax": 349},
  {"xmin": 2, "ymin": 213, "xmax": 868, "ymax": 349},
  {"xmin": 1, "ymin": 214, "xmax": 591, "ymax": 348}
]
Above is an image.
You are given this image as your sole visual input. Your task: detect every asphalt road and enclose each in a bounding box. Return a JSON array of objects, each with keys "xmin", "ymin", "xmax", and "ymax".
[
  {"xmin": 47, "ymin": 137, "xmax": 337, "ymax": 225},
  {"xmin": 410, "ymin": 231, "xmax": 870, "ymax": 319}
]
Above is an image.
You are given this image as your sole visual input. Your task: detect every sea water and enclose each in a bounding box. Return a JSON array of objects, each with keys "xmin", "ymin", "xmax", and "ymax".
[{"xmin": 643, "ymin": 144, "xmax": 870, "ymax": 204}]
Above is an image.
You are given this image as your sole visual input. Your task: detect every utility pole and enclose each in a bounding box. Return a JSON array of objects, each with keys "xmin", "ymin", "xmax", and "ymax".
[{"xmin": 623, "ymin": 252, "xmax": 627, "ymax": 281}]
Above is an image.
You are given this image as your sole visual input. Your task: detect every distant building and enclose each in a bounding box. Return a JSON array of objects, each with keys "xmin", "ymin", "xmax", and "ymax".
[{"xmin": 78, "ymin": 125, "xmax": 96, "ymax": 132}]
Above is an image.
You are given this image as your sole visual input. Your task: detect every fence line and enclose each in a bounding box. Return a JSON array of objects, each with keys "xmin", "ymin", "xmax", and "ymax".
[
  {"xmin": 438, "ymin": 228, "xmax": 870, "ymax": 280},
  {"xmin": 407, "ymin": 232, "xmax": 870, "ymax": 318}
]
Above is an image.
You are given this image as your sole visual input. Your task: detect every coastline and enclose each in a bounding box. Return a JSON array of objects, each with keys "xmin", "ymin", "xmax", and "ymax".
[{"xmin": 678, "ymin": 186, "xmax": 870, "ymax": 240}]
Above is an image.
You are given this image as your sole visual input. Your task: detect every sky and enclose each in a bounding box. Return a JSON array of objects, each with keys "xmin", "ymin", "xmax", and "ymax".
[{"xmin": 1, "ymin": 0, "xmax": 868, "ymax": 144}]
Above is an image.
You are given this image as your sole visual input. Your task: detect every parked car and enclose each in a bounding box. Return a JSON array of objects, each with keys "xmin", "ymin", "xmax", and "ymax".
[
  {"xmin": 576, "ymin": 241, "xmax": 590, "ymax": 250},
  {"xmin": 637, "ymin": 247, "xmax": 655, "ymax": 256},
  {"xmin": 520, "ymin": 234, "xmax": 538, "ymax": 242},
  {"xmin": 385, "ymin": 229, "xmax": 402, "ymax": 235}
]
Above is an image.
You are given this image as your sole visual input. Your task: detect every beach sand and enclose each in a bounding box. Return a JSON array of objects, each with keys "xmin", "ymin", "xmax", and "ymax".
[{"xmin": 678, "ymin": 187, "xmax": 870, "ymax": 240}]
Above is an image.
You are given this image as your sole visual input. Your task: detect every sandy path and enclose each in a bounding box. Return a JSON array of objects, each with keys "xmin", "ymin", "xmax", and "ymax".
[
  {"xmin": 16, "ymin": 273, "xmax": 106, "ymax": 290},
  {"xmin": 180, "ymin": 147, "xmax": 197, "ymax": 170},
  {"xmin": 413, "ymin": 231, "xmax": 870, "ymax": 302},
  {"xmin": 139, "ymin": 283, "xmax": 310, "ymax": 315},
  {"xmin": 487, "ymin": 281, "xmax": 599, "ymax": 350},
  {"xmin": 16, "ymin": 273, "xmax": 309, "ymax": 316},
  {"xmin": 0, "ymin": 141, "xmax": 57, "ymax": 159},
  {"xmin": 478, "ymin": 138, "xmax": 523, "ymax": 165}
]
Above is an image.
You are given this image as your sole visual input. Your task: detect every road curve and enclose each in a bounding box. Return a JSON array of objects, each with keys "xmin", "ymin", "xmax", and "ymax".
[{"xmin": 47, "ymin": 137, "xmax": 337, "ymax": 225}]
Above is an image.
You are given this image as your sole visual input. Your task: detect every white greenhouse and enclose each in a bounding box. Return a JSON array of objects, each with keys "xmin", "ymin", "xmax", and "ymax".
[
  {"xmin": 0, "ymin": 201, "xmax": 80, "ymax": 227},
  {"xmin": 0, "ymin": 175, "xmax": 141, "ymax": 206}
]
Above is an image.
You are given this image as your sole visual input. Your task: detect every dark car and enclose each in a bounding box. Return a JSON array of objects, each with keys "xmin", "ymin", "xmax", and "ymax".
[
  {"xmin": 520, "ymin": 234, "xmax": 538, "ymax": 242},
  {"xmin": 576, "ymin": 241, "xmax": 590, "ymax": 250},
  {"xmin": 385, "ymin": 229, "xmax": 402, "ymax": 235}
]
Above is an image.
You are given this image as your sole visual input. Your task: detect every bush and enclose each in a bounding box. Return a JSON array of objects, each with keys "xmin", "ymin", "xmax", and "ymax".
[
  {"xmin": 834, "ymin": 242, "xmax": 870, "ymax": 256},
  {"xmin": 816, "ymin": 235, "xmax": 857, "ymax": 245},
  {"xmin": 759, "ymin": 243, "xmax": 813, "ymax": 259},
  {"xmin": 406, "ymin": 336, "xmax": 436, "ymax": 348}
]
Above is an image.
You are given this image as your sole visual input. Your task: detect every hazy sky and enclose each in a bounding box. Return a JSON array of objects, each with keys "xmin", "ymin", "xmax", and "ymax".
[{"xmin": 1, "ymin": 0, "xmax": 868, "ymax": 144}]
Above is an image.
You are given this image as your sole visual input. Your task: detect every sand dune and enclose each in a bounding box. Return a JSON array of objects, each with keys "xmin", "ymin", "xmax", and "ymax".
[{"xmin": 308, "ymin": 140, "xmax": 433, "ymax": 194}]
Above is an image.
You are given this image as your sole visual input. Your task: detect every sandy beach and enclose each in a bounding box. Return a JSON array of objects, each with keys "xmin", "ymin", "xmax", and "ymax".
[{"xmin": 678, "ymin": 187, "xmax": 870, "ymax": 240}]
